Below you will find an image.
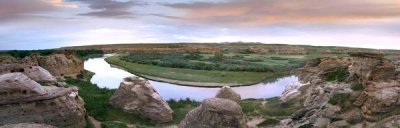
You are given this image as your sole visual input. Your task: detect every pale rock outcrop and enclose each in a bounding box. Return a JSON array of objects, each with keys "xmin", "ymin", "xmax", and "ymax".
[
  {"xmin": 179, "ymin": 98, "xmax": 247, "ymax": 128},
  {"xmin": 277, "ymin": 52, "xmax": 400, "ymax": 128},
  {"xmin": 215, "ymin": 86, "xmax": 241, "ymax": 104},
  {"xmin": 348, "ymin": 52, "xmax": 396, "ymax": 82},
  {"xmin": 0, "ymin": 64, "xmax": 56, "ymax": 82},
  {"xmin": 37, "ymin": 52, "xmax": 83, "ymax": 77},
  {"xmin": 280, "ymin": 81, "xmax": 305, "ymax": 103},
  {"xmin": 0, "ymin": 54, "xmax": 17, "ymax": 63},
  {"xmin": 109, "ymin": 76, "xmax": 173, "ymax": 123},
  {"xmin": 318, "ymin": 57, "xmax": 350, "ymax": 74},
  {"xmin": 0, "ymin": 73, "xmax": 86, "ymax": 128}
]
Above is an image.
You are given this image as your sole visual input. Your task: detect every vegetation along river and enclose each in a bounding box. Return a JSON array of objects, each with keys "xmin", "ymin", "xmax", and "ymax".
[{"xmin": 84, "ymin": 54, "xmax": 300, "ymax": 101}]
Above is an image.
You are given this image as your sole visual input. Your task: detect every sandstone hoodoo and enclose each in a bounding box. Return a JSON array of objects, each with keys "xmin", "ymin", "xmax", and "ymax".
[
  {"xmin": 0, "ymin": 73, "xmax": 86, "ymax": 127},
  {"xmin": 180, "ymin": 87, "xmax": 247, "ymax": 128},
  {"xmin": 215, "ymin": 86, "xmax": 241, "ymax": 104},
  {"xmin": 278, "ymin": 52, "xmax": 400, "ymax": 128},
  {"xmin": 179, "ymin": 98, "xmax": 248, "ymax": 128},
  {"xmin": 109, "ymin": 76, "xmax": 173, "ymax": 123}
]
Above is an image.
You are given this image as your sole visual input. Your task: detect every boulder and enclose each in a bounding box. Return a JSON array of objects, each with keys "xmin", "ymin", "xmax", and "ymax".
[
  {"xmin": 313, "ymin": 118, "xmax": 330, "ymax": 128},
  {"xmin": 280, "ymin": 81, "xmax": 305, "ymax": 103},
  {"xmin": 179, "ymin": 98, "xmax": 247, "ymax": 128},
  {"xmin": 329, "ymin": 120, "xmax": 349, "ymax": 128},
  {"xmin": 109, "ymin": 76, "xmax": 173, "ymax": 123},
  {"xmin": 37, "ymin": 52, "xmax": 83, "ymax": 77},
  {"xmin": 0, "ymin": 73, "xmax": 86, "ymax": 127},
  {"xmin": 215, "ymin": 86, "xmax": 241, "ymax": 104}
]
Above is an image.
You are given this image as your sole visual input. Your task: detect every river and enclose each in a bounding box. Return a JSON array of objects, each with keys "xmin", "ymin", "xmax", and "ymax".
[{"xmin": 84, "ymin": 55, "xmax": 300, "ymax": 101}]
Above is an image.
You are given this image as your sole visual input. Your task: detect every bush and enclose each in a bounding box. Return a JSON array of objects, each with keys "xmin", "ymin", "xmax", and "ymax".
[
  {"xmin": 167, "ymin": 98, "xmax": 200, "ymax": 124},
  {"xmin": 329, "ymin": 93, "xmax": 351, "ymax": 107},
  {"xmin": 299, "ymin": 124, "xmax": 313, "ymax": 128},
  {"xmin": 101, "ymin": 121, "xmax": 127, "ymax": 128},
  {"xmin": 351, "ymin": 82, "xmax": 364, "ymax": 91},
  {"xmin": 324, "ymin": 67, "xmax": 349, "ymax": 82}
]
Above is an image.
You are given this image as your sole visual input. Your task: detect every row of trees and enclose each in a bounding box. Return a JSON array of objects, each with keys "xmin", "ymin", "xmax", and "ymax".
[{"xmin": 1, "ymin": 49, "xmax": 104, "ymax": 58}]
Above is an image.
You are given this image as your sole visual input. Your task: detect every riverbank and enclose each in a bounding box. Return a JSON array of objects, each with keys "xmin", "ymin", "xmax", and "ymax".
[{"xmin": 105, "ymin": 56, "xmax": 291, "ymax": 87}]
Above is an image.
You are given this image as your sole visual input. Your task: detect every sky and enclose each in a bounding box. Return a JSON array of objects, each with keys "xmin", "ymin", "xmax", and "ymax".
[{"xmin": 1, "ymin": 0, "xmax": 400, "ymax": 50}]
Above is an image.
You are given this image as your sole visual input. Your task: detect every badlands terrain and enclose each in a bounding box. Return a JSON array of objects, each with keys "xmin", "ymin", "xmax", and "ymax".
[{"xmin": 1, "ymin": 44, "xmax": 400, "ymax": 128}]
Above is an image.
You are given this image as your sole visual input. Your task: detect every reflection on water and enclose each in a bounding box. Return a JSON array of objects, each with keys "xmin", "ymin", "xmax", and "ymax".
[{"xmin": 84, "ymin": 55, "xmax": 299, "ymax": 101}]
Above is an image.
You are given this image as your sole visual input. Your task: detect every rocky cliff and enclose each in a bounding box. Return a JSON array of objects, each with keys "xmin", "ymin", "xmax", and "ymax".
[
  {"xmin": 0, "ymin": 73, "xmax": 86, "ymax": 128},
  {"xmin": 278, "ymin": 52, "xmax": 400, "ymax": 128},
  {"xmin": 0, "ymin": 52, "xmax": 83, "ymax": 78}
]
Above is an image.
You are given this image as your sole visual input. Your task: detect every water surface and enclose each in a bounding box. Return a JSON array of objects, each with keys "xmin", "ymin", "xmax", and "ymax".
[{"xmin": 84, "ymin": 55, "xmax": 299, "ymax": 101}]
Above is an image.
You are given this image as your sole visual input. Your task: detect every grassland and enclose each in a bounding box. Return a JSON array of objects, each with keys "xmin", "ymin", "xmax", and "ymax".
[{"xmin": 106, "ymin": 56, "xmax": 290, "ymax": 86}]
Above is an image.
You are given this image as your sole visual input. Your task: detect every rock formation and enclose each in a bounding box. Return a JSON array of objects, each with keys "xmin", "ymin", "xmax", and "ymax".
[
  {"xmin": 277, "ymin": 52, "xmax": 400, "ymax": 128},
  {"xmin": 348, "ymin": 52, "xmax": 396, "ymax": 82},
  {"xmin": 0, "ymin": 54, "xmax": 17, "ymax": 63},
  {"xmin": 109, "ymin": 76, "xmax": 173, "ymax": 123},
  {"xmin": 0, "ymin": 64, "xmax": 56, "ymax": 82},
  {"xmin": 179, "ymin": 98, "xmax": 247, "ymax": 128},
  {"xmin": 0, "ymin": 73, "xmax": 86, "ymax": 127},
  {"xmin": 0, "ymin": 51, "xmax": 83, "ymax": 78},
  {"xmin": 215, "ymin": 86, "xmax": 241, "ymax": 104},
  {"xmin": 180, "ymin": 86, "xmax": 247, "ymax": 128},
  {"xmin": 37, "ymin": 52, "xmax": 83, "ymax": 77}
]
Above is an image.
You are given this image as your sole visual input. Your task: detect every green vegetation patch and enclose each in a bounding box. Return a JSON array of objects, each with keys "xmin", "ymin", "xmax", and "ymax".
[
  {"xmin": 351, "ymin": 82, "xmax": 364, "ymax": 91},
  {"xmin": 241, "ymin": 97, "xmax": 302, "ymax": 117},
  {"xmin": 167, "ymin": 98, "xmax": 200, "ymax": 124},
  {"xmin": 106, "ymin": 56, "xmax": 289, "ymax": 85},
  {"xmin": 120, "ymin": 52, "xmax": 305, "ymax": 72},
  {"xmin": 329, "ymin": 93, "xmax": 351, "ymax": 108},
  {"xmin": 324, "ymin": 67, "xmax": 350, "ymax": 82},
  {"xmin": 101, "ymin": 121, "xmax": 128, "ymax": 128},
  {"xmin": 299, "ymin": 124, "xmax": 314, "ymax": 128},
  {"xmin": 257, "ymin": 118, "xmax": 280, "ymax": 127}
]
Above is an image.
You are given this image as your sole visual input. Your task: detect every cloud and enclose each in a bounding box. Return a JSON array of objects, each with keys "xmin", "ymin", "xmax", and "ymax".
[
  {"xmin": 0, "ymin": 1, "xmax": 53, "ymax": 17},
  {"xmin": 71, "ymin": 0, "xmax": 145, "ymax": 18},
  {"xmin": 0, "ymin": 0, "xmax": 78, "ymax": 22},
  {"xmin": 162, "ymin": 0, "xmax": 400, "ymax": 26}
]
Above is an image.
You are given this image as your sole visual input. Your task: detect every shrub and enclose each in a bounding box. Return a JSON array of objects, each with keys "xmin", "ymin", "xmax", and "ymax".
[
  {"xmin": 299, "ymin": 124, "xmax": 313, "ymax": 128},
  {"xmin": 351, "ymin": 82, "xmax": 364, "ymax": 91},
  {"xmin": 329, "ymin": 93, "xmax": 351, "ymax": 107},
  {"xmin": 101, "ymin": 121, "xmax": 127, "ymax": 128},
  {"xmin": 324, "ymin": 67, "xmax": 349, "ymax": 82}
]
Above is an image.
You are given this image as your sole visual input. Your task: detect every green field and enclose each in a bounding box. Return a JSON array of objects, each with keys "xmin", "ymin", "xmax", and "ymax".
[{"xmin": 106, "ymin": 56, "xmax": 289, "ymax": 86}]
